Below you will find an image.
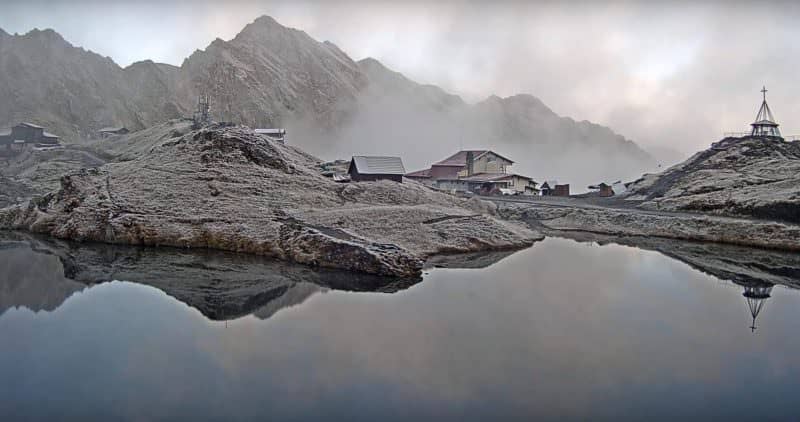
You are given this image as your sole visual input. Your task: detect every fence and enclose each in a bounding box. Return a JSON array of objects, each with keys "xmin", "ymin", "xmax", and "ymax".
[{"xmin": 723, "ymin": 132, "xmax": 800, "ymax": 141}]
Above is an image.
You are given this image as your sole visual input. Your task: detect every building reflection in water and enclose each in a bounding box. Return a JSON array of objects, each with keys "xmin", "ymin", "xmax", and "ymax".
[{"xmin": 736, "ymin": 281, "xmax": 774, "ymax": 333}]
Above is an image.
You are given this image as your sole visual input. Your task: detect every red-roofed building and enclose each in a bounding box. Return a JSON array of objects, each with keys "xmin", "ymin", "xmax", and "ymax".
[
  {"xmin": 408, "ymin": 150, "xmax": 514, "ymax": 181},
  {"xmin": 406, "ymin": 149, "xmax": 537, "ymax": 195},
  {"xmin": 404, "ymin": 168, "xmax": 432, "ymax": 182}
]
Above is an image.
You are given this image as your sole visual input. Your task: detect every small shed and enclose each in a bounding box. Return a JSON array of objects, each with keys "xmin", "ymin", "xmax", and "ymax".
[
  {"xmin": 98, "ymin": 127, "xmax": 129, "ymax": 138},
  {"xmin": 553, "ymin": 184, "xmax": 570, "ymax": 196},
  {"xmin": 255, "ymin": 128, "xmax": 286, "ymax": 144},
  {"xmin": 541, "ymin": 181, "xmax": 570, "ymax": 196},
  {"xmin": 348, "ymin": 156, "xmax": 405, "ymax": 183},
  {"xmin": 590, "ymin": 183, "xmax": 614, "ymax": 197}
]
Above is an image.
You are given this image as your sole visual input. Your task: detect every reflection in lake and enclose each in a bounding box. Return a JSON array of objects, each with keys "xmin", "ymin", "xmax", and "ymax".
[
  {"xmin": 1, "ymin": 232, "xmax": 421, "ymax": 321},
  {"xmin": 1, "ymin": 232, "xmax": 800, "ymax": 420},
  {"xmin": 742, "ymin": 281, "xmax": 773, "ymax": 332}
]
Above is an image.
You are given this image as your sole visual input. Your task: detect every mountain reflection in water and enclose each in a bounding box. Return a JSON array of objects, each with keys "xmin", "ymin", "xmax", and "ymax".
[
  {"xmin": 0, "ymin": 232, "xmax": 423, "ymax": 320},
  {"xmin": 2, "ymin": 232, "xmax": 800, "ymax": 421}
]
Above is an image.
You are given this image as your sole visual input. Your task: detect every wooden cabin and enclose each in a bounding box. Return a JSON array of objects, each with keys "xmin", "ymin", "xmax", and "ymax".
[
  {"xmin": 348, "ymin": 156, "xmax": 405, "ymax": 183},
  {"xmin": 0, "ymin": 122, "xmax": 59, "ymax": 148}
]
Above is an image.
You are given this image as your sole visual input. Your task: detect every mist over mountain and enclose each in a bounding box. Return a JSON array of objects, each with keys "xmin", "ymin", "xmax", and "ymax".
[{"xmin": 0, "ymin": 15, "xmax": 656, "ymax": 187}]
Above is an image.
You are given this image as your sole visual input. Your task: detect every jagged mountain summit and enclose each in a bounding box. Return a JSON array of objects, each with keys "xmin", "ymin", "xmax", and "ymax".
[
  {"xmin": 181, "ymin": 15, "xmax": 366, "ymax": 128},
  {"xmin": 0, "ymin": 15, "xmax": 654, "ymax": 185}
]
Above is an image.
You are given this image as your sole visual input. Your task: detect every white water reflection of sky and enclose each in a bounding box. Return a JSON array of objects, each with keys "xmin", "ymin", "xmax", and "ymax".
[{"xmin": 1, "ymin": 238, "xmax": 800, "ymax": 421}]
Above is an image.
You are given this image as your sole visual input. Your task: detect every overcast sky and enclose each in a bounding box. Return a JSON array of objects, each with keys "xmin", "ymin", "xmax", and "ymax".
[{"xmin": 2, "ymin": 0, "xmax": 800, "ymax": 155}]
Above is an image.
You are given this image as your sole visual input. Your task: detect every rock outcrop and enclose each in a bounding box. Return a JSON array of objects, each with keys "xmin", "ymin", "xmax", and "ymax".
[
  {"xmin": 500, "ymin": 202, "xmax": 800, "ymax": 251},
  {"xmin": 0, "ymin": 146, "xmax": 107, "ymax": 208},
  {"xmin": 0, "ymin": 122, "xmax": 540, "ymax": 277},
  {"xmin": 625, "ymin": 136, "xmax": 800, "ymax": 223}
]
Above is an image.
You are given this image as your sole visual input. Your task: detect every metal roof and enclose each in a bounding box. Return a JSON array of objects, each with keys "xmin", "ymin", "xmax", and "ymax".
[
  {"xmin": 752, "ymin": 87, "xmax": 780, "ymax": 127},
  {"xmin": 17, "ymin": 122, "xmax": 44, "ymax": 129},
  {"xmin": 42, "ymin": 132, "xmax": 59, "ymax": 138},
  {"xmin": 433, "ymin": 150, "xmax": 515, "ymax": 166},
  {"xmin": 461, "ymin": 173, "xmax": 512, "ymax": 182},
  {"xmin": 751, "ymin": 119, "xmax": 779, "ymax": 126},
  {"xmin": 435, "ymin": 150, "xmax": 487, "ymax": 166},
  {"xmin": 405, "ymin": 168, "xmax": 431, "ymax": 178},
  {"xmin": 350, "ymin": 156, "xmax": 405, "ymax": 175},
  {"xmin": 255, "ymin": 128, "xmax": 286, "ymax": 135},
  {"xmin": 611, "ymin": 182, "xmax": 627, "ymax": 195},
  {"xmin": 99, "ymin": 127, "xmax": 126, "ymax": 132},
  {"xmin": 439, "ymin": 173, "xmax": 533, "ymax": 183}
]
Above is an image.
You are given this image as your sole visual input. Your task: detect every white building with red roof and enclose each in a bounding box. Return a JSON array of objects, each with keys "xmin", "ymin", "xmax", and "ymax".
[{"xmin": 406, "ymin": 150, "xmax": 537, "ymax": 195}]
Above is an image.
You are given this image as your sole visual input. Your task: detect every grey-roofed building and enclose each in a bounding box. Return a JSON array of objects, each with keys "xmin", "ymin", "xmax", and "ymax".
[
  {"xmin": 0, "ymin": 122, "xmax": 59, "ymax": 148},
  {"xmin": 348, "ymin": 156, "xmax": 405, "ymax": 183},
  {"xmin": 255, "ymin": 128, "xmax": 286, "ymax": 144}
]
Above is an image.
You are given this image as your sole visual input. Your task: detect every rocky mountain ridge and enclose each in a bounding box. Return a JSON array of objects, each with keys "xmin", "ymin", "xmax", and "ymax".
[{"xmin": 0, "ymin": 15, "xmax": 655, "ymax": 186}]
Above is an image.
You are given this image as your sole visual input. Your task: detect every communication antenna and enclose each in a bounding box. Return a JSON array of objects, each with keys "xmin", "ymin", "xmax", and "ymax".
[{"xmin": 193, "ymin": 93, "xmax": 211, "ymax": 128}]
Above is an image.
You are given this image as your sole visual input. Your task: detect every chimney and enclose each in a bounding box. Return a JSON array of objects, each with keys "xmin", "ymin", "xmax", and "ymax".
[{"xmin": 466, "ymin": 151, "xmax": 474, "ymax": 176}]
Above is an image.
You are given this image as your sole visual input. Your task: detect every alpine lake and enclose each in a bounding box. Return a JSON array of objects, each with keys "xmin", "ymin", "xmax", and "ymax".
[{"xmin": 2, "ymin": 231, "xmax": 799, "ymax": 421}]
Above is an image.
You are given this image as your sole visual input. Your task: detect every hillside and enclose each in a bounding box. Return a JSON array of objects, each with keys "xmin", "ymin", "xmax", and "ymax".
[
  {"xmin": 0, "ymin": 121, "xmax": 539, "ymax": 277},
  {"xmin": 625, "ymin": 136, "xmax": 800, "ymax": 223},
  {"xmin": 0, "ymin": 29, "xmax": 185, "ymax": 139},
  {"xmin": 493, "ymin": 135, "xmax": 800, "ymax": 252},
  {"xmin": 0, "ymin": 16, "xmax": 654, "ymax": 187}
]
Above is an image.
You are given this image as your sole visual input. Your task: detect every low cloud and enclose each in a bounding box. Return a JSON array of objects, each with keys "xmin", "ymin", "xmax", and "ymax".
[{"xmin": 2, "ymin": 0, "xmax": 799, "ymax": 157}]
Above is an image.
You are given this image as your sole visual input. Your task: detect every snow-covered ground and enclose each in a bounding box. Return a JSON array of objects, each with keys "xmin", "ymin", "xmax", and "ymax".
[
  {"xmin": 625, "ymin": 136, "xmax": 800, "ymax": 223},
  {"xmin": 0, "ymin": 121, "xmax": 540, "ymax": 277}
]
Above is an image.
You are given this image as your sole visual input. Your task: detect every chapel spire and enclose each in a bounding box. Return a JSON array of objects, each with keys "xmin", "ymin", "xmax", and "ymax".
[{"xmin": 750, "ymin": 86, "xmax": 781, "ymax": 137}]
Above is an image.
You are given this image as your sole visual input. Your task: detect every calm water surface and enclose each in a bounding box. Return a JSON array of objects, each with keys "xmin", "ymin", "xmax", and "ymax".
[{"xmin": 1, "ymin": 235, "xmax": 800, "ymax": 421}]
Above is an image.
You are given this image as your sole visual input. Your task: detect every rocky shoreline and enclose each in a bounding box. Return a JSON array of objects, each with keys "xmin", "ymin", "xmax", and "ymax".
[
  {"xmin": 0, "ymin": 231, "xmax": 424, "ymax": 320},
  {"xmin": 547, "ymin": 231, "xmax": 800, "ymax": 290},
  {"xmin": 493, "ymin": 135, "xmax": 800, "ymax": 253},
  {"xmin": 498, "ymin": 200, "xmax": 800, "ymax": 252}
]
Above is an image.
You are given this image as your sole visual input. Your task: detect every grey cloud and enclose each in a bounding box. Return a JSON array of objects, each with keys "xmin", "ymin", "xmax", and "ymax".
[{"xmin": 1, "ymin": 0, "xmax": 799, "ymax": 158}]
